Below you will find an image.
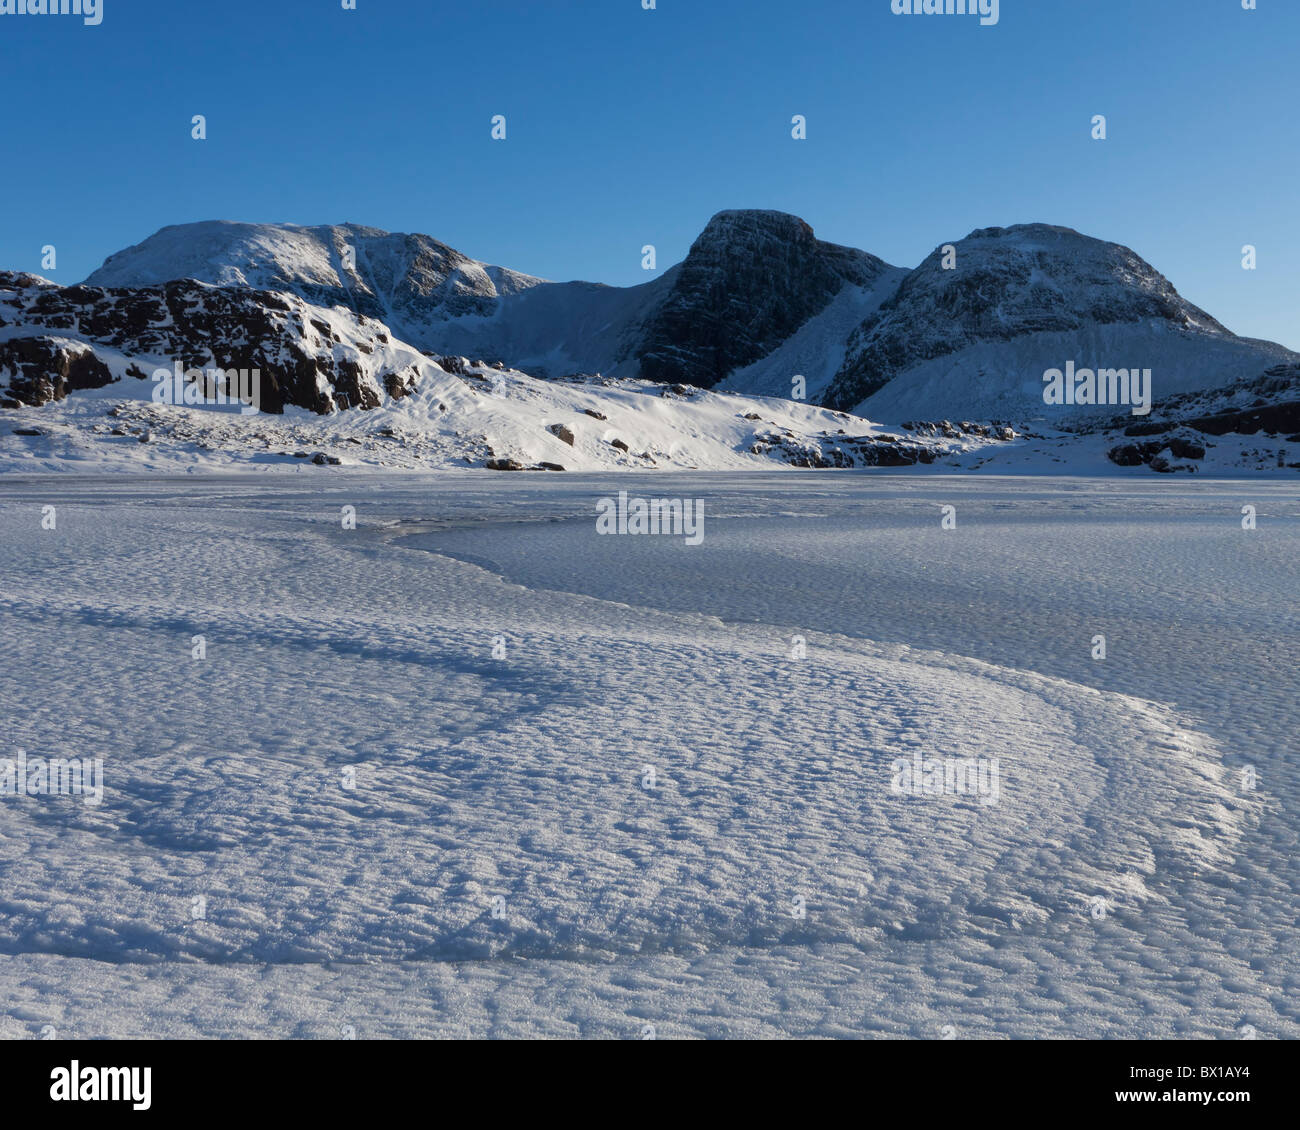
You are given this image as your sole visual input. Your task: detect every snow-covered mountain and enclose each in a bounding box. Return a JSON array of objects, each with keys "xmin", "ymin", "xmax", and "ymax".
[
  {"xmin": 4, "ymin": 211, "xmax": 1298, "ymax": 475},
  {"xmin": 823, "ymin": 224, "xmax": 1297, "ymax": 420},
  {"xmin": 84, "ymin": 220, "xmax": 673, "ymax": 380},
  {"xmin": 78, "ymin": 213, "xmax": 1296, "ymax": 425},
  {"xmin": 86, "ymin": 221, "xmax": 547, "ymax": 326},
  {"xmin": 81, "ymin": 211, "xmax": 900, "ymax": 390}
]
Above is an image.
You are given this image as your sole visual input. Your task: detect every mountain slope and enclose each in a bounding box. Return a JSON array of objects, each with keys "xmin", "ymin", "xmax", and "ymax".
[
  {"xmin": 86, "ymin": 220, "xmax": 672, "ymax": 380},
  {"xmin": 823, "ymin": 224, "xmax": 1295, "ymax": 419}
]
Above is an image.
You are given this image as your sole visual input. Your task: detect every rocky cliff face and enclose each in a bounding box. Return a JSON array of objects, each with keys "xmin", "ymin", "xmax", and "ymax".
[
  {"xmin": 0, "ymin": 331, "xmax": 115, "ymax": 407},
  {"xmin": 632, "ymin": 210, "xmax": 896, "ymax": 388}
]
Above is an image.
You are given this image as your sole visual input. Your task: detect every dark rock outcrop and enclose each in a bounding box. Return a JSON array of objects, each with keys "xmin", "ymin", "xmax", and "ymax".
[
  {"xmin": 0, "ymin": 335, "xmax": 114, "ymax": 406},
  {"xmin": 1108, "ymin": 435, "xmax": 1206, "ymax": 469},
  {"xmin": 634, "ymin": 211, "xmax": 893, "ymax": 389}
]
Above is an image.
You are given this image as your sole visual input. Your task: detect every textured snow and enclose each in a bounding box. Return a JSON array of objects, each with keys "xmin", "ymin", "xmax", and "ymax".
[{"xmin": 0, "ymin": 474, "xmax": 1294, "ymax": 1039}]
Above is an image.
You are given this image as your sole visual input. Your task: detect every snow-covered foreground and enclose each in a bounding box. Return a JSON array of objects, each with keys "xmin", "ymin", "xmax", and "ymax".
[{"xmin": 0, "ymin": 473, "xmax": 1295, "ymax": 1039}]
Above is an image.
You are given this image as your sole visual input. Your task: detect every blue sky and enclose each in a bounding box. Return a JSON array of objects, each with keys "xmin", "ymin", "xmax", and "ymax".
[{"xmin": 3, "ymin": 0, "xmax": 1297, "ymax": 347}]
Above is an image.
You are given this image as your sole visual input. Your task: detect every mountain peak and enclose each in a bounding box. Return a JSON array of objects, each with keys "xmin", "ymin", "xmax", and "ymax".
[
  {"xmin": 961, "ymin": 222, "xmax": 1086, "ymax": 242},
  {"xmin": 84, "ymin": 220, "xmax": 548, "ymax": 341},
  {"xmin": 634, "ymin": 211, "xmax": 895, "ymax": 388},
  {"xmin": 697, "ymin": 209, "xmax": 816, "ymax": 240},
  {"xmin": 821, "ymin": 222, "xmax": 1272, "ymax": 417}
]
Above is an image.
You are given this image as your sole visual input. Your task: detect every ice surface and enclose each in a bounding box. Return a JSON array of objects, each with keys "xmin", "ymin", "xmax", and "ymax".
[{"xmin": 0, "ymin": 474, "xmax": 1294, "ymax": 1038}]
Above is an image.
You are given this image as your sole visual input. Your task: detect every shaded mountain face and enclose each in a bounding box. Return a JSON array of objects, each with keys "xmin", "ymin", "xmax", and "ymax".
[
  {"xmin": 827, "ymin": 224, "xmax": 1219, "ymax": 405},
  {"xmin": 633, "ymin": 210, "xmax": 896, "ymax": 388},
  {"xmin": 70, "ymin": 214, "xmax": 1298, "ymax": 422}
]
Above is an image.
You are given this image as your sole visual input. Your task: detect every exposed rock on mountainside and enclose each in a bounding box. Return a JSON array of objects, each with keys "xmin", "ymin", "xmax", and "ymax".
[
  {"xmin": 1112, "ymin": 364, "xmax": 1300, "ymax": 440},
  {"xmin": 1107, "ymin": 434, "xmax": 1208, "ymax": 471},
  {"xmin": 0, "ymin": 334, "xmax": 113, "ymax": 408},
  {"xmin": 748, "ymin": 427, "xmax": 956, "ymax": 468},
  {"xmin": 633, "ymin": 210, "xmax": 895, "ymax": 388},
  {"xmin": 0, "ymin": 270, "xmax": 418, "ymax": 414}
]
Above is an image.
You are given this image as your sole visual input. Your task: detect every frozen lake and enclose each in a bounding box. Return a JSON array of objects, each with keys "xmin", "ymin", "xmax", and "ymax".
[{"xmin": 0, "ymin": 472, "xmax": 1295, "ymax": 1038}]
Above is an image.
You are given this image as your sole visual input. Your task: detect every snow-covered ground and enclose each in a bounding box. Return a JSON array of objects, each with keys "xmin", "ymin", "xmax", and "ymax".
[
  {"xmin": 0, "ymin": 473, "xmax": 1295, "ymax": 1039},
  {"xmin": 0, "ymin": 370, "xmax": 1006, "ymax": 475},
  {"xmin": 4, "ymin": 386, "xmax": 1297, "ymax": 478}
]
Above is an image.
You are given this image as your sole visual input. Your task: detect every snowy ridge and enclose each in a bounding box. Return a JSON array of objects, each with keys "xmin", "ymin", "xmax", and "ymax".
[
  {"xmin": 87, "ymin": 221, "xmax": 547, "ymax": 320},
  {"xmin": 0, "ymin": 359, "xmax": 1006, "ymax": 474}
]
